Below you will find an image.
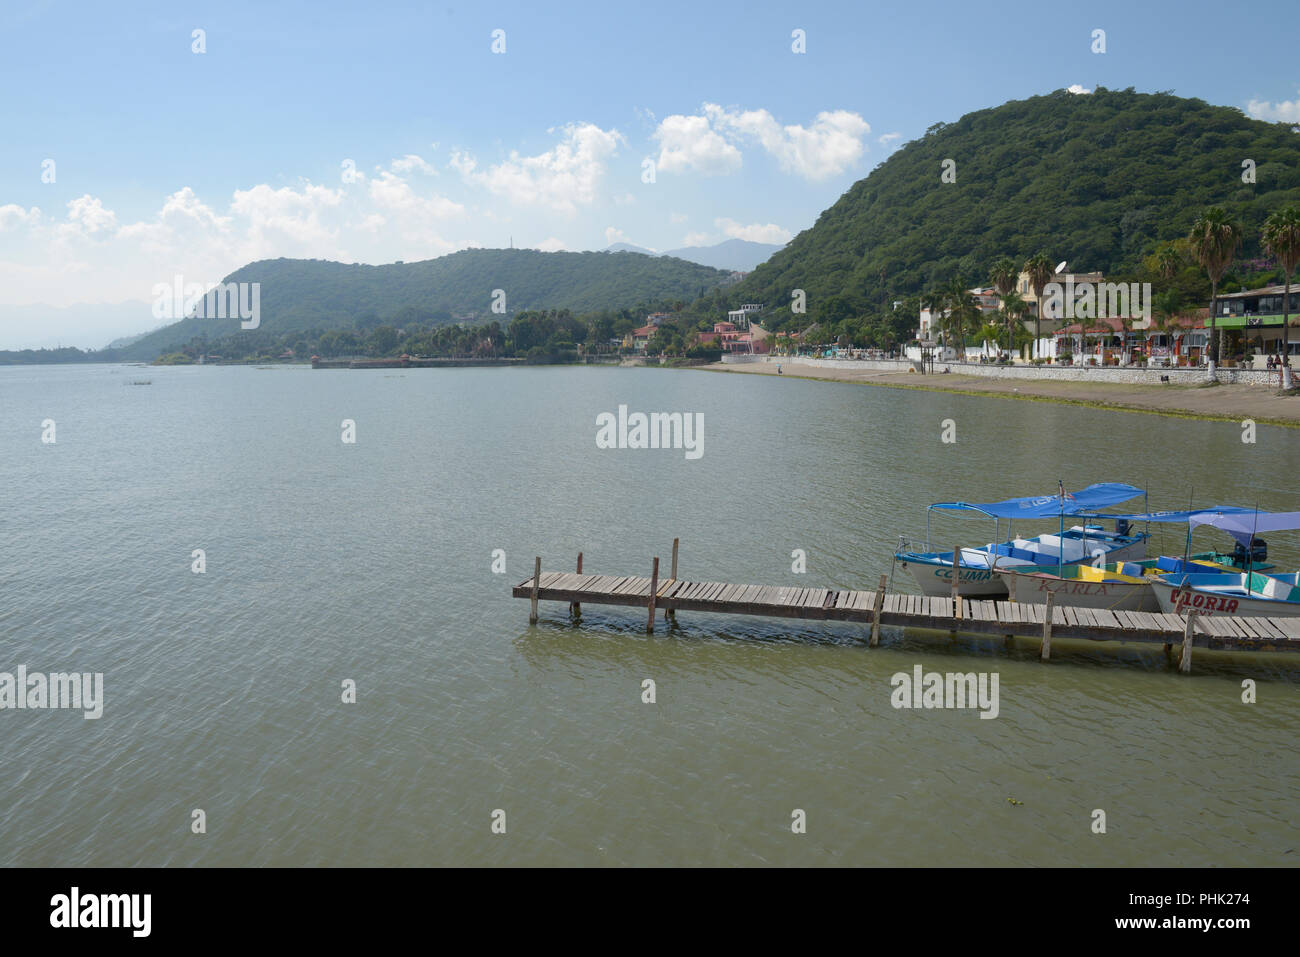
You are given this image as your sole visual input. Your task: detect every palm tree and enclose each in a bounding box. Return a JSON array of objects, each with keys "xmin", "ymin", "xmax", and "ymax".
[
  {"xmin": 1000, "ymin": 294, "xmax": 1029, "ymax": 357},
  {"xmin": 1023, "ymin": 252, "xmax": 1055, "ymax": 358},
  {"xmin": 1154, "ymin": 243, "xmax": 1183, "ymax": 282},
  {"xmin": 1188, "ymin": 207, "xmax": 1243, "ymax": 375},
  {"xmin": 989, "ymin": 257, "xmax": 1019, "ymax": 358},
  {"xmin": 1262, "ymin": 206, "xmax": 1300, "ymax": 387},
  {"xmin": 941, "ymin": 279, "xmax": 979, "ymax": 360},
  {"xmin": 921, "ymin": 287, "xmax": 947, "ymax": 347}
]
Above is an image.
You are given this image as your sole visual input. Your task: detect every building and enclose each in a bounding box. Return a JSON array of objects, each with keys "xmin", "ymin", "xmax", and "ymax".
[
  {"xmin": 625, "ymin": 324, "xmax": 658, "ymax": 352},
  {"xmin": 726, "ymin": 303, "xmax": 763, "ymax": 329},
  {"xmin": 1212, "ymin": 284, "xmax": 1300, "ymax": 358}
]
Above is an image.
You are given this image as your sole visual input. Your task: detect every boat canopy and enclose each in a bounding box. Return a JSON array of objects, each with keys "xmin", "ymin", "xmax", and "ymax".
[
  {"xmin": 1089, "ymin": 506, "xmax": 1259, "ymax": 523},
  {"xmin": 1188, "ymin": 510, "xmax": 1300, "ymax": 544},
  {"xmin": 928, "ymin": 483, "xmax": 1144, "ymax": 520}
]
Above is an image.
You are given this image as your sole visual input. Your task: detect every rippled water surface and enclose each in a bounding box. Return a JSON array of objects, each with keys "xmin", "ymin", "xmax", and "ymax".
[{"xmin": 2, "ymin": 363, "xmax": 1298, "ymax": 866}]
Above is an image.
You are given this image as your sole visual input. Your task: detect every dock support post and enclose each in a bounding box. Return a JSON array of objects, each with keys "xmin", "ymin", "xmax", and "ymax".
[
  {"xmin": 1180, "ymin": 611, "xmax": 1197, "ymax": 674},
  {"xmin": 569, "ymin": 552, "xmax": 583, "ymax": 618},
  {"xmin": 647, "ymin": 557, "xmax": 659, "ymax": 634},
  {"xmin": 529, "ymin": 556, "xmax": 541, "ymax": 624},
  {"xmin": 951, "ymin": 547, "xmax": 962, "ymax": 620},
  {"xmin": 869, "ymin": 574, "xmax": 886, "ymax": 647},
  {"xmin": 667, "ymin": 538, "xmax": 678, "ymax": 622},
  {"xmin": 1040, "ymin": 592, "xmax": 1054, "ymax": 661}
]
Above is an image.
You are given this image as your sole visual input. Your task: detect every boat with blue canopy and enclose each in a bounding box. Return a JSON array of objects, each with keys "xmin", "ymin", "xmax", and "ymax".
[
  {"xmin": 1150, "ymin": 510, "xmax": 1300, "ymax": 618},
  {"xmin": 993, "ymin": 506, "xmax": 1268, "ymax": 610},
  {"xmin": 894, "ymin": 483, "xmax": 1150, "ymax": 598}
]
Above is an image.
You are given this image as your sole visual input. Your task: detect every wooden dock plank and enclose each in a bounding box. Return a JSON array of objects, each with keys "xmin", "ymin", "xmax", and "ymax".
[{"xmin": 1267, "ymin": 618, "xmax": 1300, "ymax": 640}]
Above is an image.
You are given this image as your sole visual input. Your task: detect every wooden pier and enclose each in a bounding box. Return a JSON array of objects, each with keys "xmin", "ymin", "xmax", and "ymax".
[{"xmin": 513, "ymin": 546, "xmax": 1300, "ymax": 672}]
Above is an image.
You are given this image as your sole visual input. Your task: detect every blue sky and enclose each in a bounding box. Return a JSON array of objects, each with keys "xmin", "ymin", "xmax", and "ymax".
[{"xmin": 2, "ymin": 0, "xmax": 1299, "ymax": 345}]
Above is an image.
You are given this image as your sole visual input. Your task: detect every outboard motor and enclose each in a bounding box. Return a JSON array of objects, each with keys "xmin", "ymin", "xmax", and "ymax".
[
  {"xmin": 1115, "ymin": 518, "xmax": 1130, "ymax": 537},
  {"xmin": 1233, "ymin": 537, "xmax": 1267, "ymax": 568}
]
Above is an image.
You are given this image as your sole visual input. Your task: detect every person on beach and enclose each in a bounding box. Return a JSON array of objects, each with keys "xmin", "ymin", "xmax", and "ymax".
[{"xmin": 777, "ymin": 364, "xmax": 782, "ymax": 374}]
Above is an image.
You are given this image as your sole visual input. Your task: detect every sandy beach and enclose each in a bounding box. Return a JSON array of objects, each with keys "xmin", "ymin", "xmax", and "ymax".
[{"xmin": 700, "ymin": 360, "xmax": 1300, "ymax": 427}]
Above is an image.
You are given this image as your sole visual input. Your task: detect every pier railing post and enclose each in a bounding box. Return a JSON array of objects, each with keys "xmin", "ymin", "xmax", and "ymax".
[
  {"xmin": 529, "ymin": 556, "xmax": 541, "ymax": 625},
  {"xmin": 869, "ymin": 574, "xmax": 886, "ymax": 647},
  {"xmin": 1040, "ymin": 592, "xmax": 1054, "ymax": 661},
  {"xmin": 951, "ymin": 547, "xmax": 962, "ymax": 620},
  {"xmin": 647, "ymin": 557, "xmax": 659, "ymax": 634},
  {"xmin": 570, "ymin": 552, "xmax": 583, "ymax": 618},
  {"xmin": 667, "ymin": 538, "xmax": 679, "ymax": 622},
  {"xmin": 1180, "ymin": 610, "xmax": 1197, "ymax": 674}
]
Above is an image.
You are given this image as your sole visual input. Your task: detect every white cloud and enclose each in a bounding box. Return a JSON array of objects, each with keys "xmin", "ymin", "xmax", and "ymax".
[
  {"xmin": 369, "ymin": 171, "xmax": 464, "ymax": 219},
  {"xmin": 58, "ymin": 195, "xmax": 118, "ymax": 240},
  {"xmin": 1067, "ymin": 84, "xmax": 1092, "ymax": 95},
  {"xmin": 654, "ymin": 104, "xmax": 869, "ymax": 181},
  {"xmin": 1246, "ymin": 89, "xmax": 1300, "ymax": 123},
  {"xmin": 391, "ymin": 154, "xmax": 438, "ymax": 175},
  {"xmin": 670, "ymin": 211, "xmax": 688, "ymax": 224},
  {"xmin": 451, "ymin": 122, "xmax": 625, "ymax": 213},
  {"xmin": 714, "ymin": 217, "xmax": 791, "ymax": 244},
  {"xmin": 878, "ymin": 132, "xmax": 901, "ymax": 147},
  {"xmin": 704, "ymin": 104, "xmax": 869, "ymax": 181},
  {"xmin": 0, "ymin": 205, "xmax": 41, "ymax": 230},
  {"xmin": 653, "ymin": 113, "xmax": 743, "ymax": 175},
  {"xmin": 604, "ymin": 226, "xmax": 627, "ymax": 246},
  {"xmin": 680, "ymin": 231, "xmax": 712, "ymax": 247},
  {"xmin": 536, "ymin": 237, "xmax": 568, "ymax": 252}
]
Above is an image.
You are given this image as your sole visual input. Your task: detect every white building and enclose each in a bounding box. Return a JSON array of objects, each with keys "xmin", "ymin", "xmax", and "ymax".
[{"xmin": 727, "ymin": 304, "xmax": 763, "ymax": 329}]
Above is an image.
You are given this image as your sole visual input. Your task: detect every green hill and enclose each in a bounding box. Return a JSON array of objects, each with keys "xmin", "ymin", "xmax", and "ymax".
[
  {"xmin": 729, "ymin": 87, "xmax": 1300, "ymax": 323},
  {"xmin": 122, "ymin": 248, "xmax": 727, "ymax": 359}
]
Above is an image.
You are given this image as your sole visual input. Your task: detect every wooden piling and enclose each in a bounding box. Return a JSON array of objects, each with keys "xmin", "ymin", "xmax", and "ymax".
[
  {"xmin": 1040, "ymin": 592, "xmax": 1054, "ymax": 661},
  {"xmin": 646, "ymin": 557, "xmax": 659, "ymax": 634},
  {"xmin": 529, "ymin": 556, "xmax": 541, "ymax": 624},
  {"xmin": 1180, "ymin": 611, "xmax": 1197, "ymax": 674},
  {"xmin": 869, "ymin": 574, "xmax": 886, "ymax": 647},
  {"xmin": 951, "ymin": 547, "xmax": 962, "ymax": 620},
  {"xmin": 667, "ymin": 538, "xmax": 679, "ymax": 621},
  {"xmin": 569, "ymin": 552, "xmax": 583, "ymax": 618}
]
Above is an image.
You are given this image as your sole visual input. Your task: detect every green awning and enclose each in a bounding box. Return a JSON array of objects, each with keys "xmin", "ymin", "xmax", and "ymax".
[{"xmin": 1214, "ymin": 314, "xmax": 1290, "ymax": 329}]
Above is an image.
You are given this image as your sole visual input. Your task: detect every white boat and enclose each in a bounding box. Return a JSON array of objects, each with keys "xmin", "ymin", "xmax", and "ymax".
[
  {"xmin": 901, "ymin": 526, "xmax": 1149, "ymax": 597},
  {"xmin": 1150, "ymin": 572, "xmax": 1300, "ymax": 618},
  {"xmin": 895, "ymin": 483, "xmax": 1150, "ymax": 598}
]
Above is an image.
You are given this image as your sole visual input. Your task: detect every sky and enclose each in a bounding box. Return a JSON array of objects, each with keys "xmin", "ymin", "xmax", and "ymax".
[{"xmin": 2, "ymin": 0, "xmax": 1299, "ymax": 348}]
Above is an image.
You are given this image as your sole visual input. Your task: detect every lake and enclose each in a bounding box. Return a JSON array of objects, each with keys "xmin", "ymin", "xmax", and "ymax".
[{"xmin": 2, "ymin": 363, "xmax": 1297, "ymax": 866}]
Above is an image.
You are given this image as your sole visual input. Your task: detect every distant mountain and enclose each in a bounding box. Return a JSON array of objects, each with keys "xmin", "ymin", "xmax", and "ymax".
[
  {"xmin": 118, "ymin": 248, "xmax": 729, "ymax": 360},
  {"xmin": 603, "ymin": 238, "xmax": 784, "ymax": 271},
  {"xmin": 604, "ymin": 242, "xmax": 659, "ymax": 256},
  {"xmin": 0, "ymin": 300, "xmax": 156, "ymax": 351},
  {"xmin": 660, "ymin": 238, "xmax": 785, "ymax": 271}
]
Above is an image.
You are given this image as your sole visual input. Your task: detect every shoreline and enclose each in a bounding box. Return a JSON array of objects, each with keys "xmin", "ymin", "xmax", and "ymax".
[{"xmin": 696, "ymin": 360, "xmax": 1300, "ymax": 428}]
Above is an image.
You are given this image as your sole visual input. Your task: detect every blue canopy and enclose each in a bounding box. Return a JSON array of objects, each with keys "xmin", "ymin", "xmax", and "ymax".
[
  {"xmin": 1089, "ymin": 506, "xmax": 1259, "ymax": 523},
  {"xmin": 929, "ymin": 483, "xmax": 1144, "ymax": 520},
  {"xmin": 1189, "ymin": 510, "xmax": 1300, "ymax": 544}
]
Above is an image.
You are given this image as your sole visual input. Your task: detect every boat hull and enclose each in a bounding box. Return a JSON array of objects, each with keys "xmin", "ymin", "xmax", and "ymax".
[
  {"xmin": 1150, "ymin": 578, "xmax": 1300, "ymax": 618},
  {"xmin": 900, "ymin": 538, "xmax": 1149, "ymax": 598},
  {"xmin": 998, "ymin": 569, "xmax": 1160, "ymax": 612}
]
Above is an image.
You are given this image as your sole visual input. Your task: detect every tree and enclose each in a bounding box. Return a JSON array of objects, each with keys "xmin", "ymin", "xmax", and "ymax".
[
  {"xmin": 999, "ymin": 294, "xmax": 1030, "ymax": 356},
  {"xmin": 989, "ymin": 257, "xmax": 1020, "ymax": 357},
  {"xmin": 1023, "ymin": 252, "xmax": 1055, "ymax": 356},
  {"xmin": 940, "ymin": 279, "xmax": 978, "ymax": 358},
  {"xmin": 1188, "ymin": 206, "xmax": 1243, "ymax": 373},
  {"xmin": 1262, "ymin": 205, "xmax": 1300, "ymax": 384}
]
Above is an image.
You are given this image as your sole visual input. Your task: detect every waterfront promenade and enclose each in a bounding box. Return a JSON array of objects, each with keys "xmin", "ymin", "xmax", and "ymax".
[{"xmin": 703, "ymin": 357, "xmax": 1300, "ymax": 426}]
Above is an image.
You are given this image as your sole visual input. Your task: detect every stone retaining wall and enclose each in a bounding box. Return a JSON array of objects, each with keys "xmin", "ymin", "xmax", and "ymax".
[{"xmin": 761, "ymin": 356, "xmax": 1277, "ymax": 387}]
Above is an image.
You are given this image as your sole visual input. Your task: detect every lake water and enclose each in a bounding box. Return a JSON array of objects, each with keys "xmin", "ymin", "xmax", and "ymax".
[{"xmin": 2, "ymin": 363, "xmax": 1298, "ymax": 866}]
